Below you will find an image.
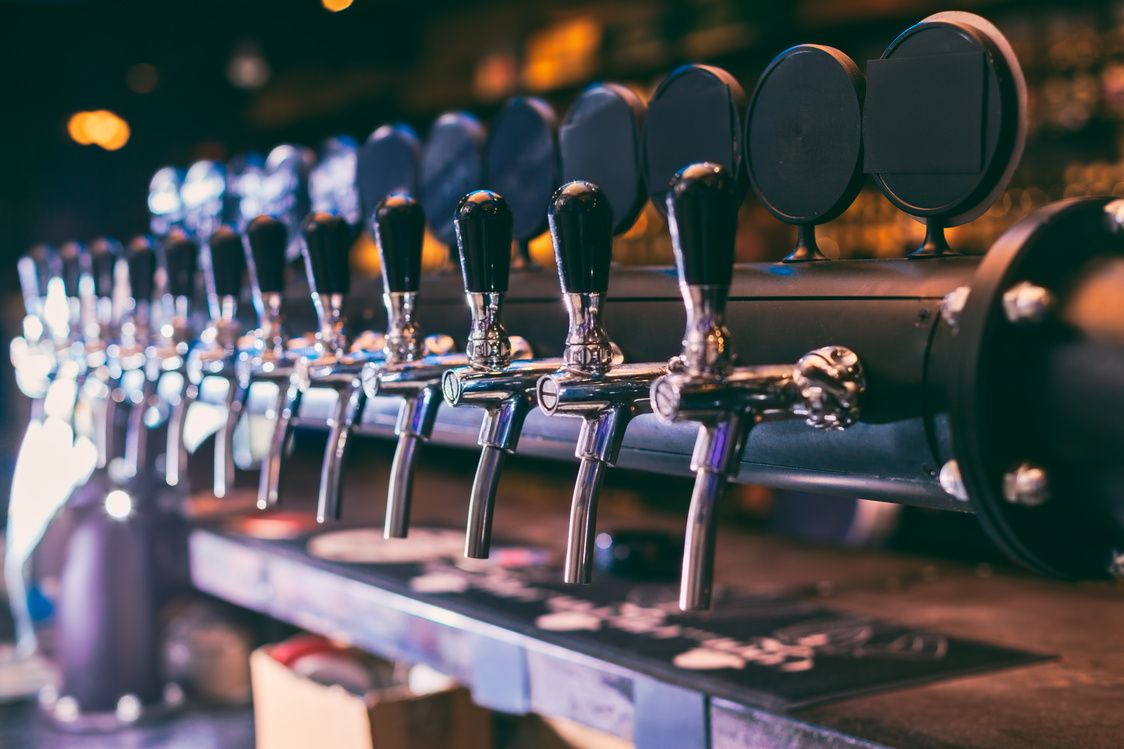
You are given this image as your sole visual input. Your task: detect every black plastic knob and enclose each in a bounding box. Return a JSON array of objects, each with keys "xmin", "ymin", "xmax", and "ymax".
[
  {"xmin": 59, "ymin": 241, "xmax": 85, "ymax": 298},
  {"xmin": 208, "ymin": 225, "xmax": 246, "ymax": 298},
  {"xmin": 28, "ymin": 244, "xmax": 58, "ymax": 299},
  {"xmin": 164, "ymin": 230, "xmax": 199, "ymax": 299},
  {"xmin": 245, "ymin": 215, "xmax": 288, "ymax": 294},
  {"xmin": 126, "ymin": 236, "xmax": 157, "ymax": 303},
  {"xmin": 373, "ymin": 194, "xmax": 425, "ymax": 294},
  {"xmin": 89, "ymin": 238, "xmax": 121, "ymax": 299},
  {"xmin": 548, "ymin": 181, "xmax": 614, "ymax": 295},
  {"xmin": 301, "ymin": 212, "xmax": 353, "ymax": 297},
  {"xmin": 453, "ymin": 190, "xmax": 513, "ymax": 294},
  {"xmin": 667, "ymin": 163, "xmax": 738, "ymax": 288}
]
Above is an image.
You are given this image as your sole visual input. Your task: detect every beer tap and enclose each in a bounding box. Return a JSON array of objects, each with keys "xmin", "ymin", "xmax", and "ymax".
[
  {"xmin": 83, "ymin": 238, "xmax": 124, "ymax": 468},
  {"xmin": 231, "ymin": 144, "xmax": 315, "ymax": 508},
  {"xmin": 440, "ymin": 191, "xmax": 562, "ymax": 558},
  {"xmin": 650, "ymin": 163, "xmax": 866, "ymax": 611},
  {"xmin": 57, "ymin": 241, "xmax": 88, "ymax": 355},
  {"xmin": 12, "ymin": 245, "xmax": 60, "ymax": 403},
  {"xmin": 290, "ymin": 212, "xmax": 369, "ymax": 523},
  {"xmin": 245, "ymin": 214, "xmax": 302, "ymax": 509},
  {"xmin": 182, "ymin": 225, "xmax": 246, "ymax": 497},
  {"xmin": 534, "ymin": 182, "xmax": 666, "ymax": 584},
  {"xmin": 118, "ymin": 237, "xmax": 158, "ymax": 480},
  {"xmin": 158, "ymin": 230, "xmax": 199, "ymax": 486},
  {"xmin": 360, "ymin": 195, "xmax": 471, "ymax": 539}
]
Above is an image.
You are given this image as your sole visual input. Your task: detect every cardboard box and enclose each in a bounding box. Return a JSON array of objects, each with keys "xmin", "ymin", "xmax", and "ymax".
[{"xmin": 250, "ymin": 647, "xmax": 492, "ymax": 749}]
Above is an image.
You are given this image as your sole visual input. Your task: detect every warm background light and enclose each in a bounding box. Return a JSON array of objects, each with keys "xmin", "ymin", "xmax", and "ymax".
[
  {"xmin": 67, "ymin": 110, "xmax": 130, "ymax": 151},
  {"xmin": 321, "ymin": 0, "xmax": 353, "ymax": 11},
  {"xmin": 125, "ymin": 63, "xmax": 159, "ymax": 94}
]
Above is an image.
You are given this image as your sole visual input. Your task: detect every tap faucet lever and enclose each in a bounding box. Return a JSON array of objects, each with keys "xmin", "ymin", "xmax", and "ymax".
[
  {"xmin": 121, "ymin": 238, "xmax": 159, "ymax": 480},
  {"xmin": 85, "ymin": 238, "xmax": 122, "ymax": 467},
  {"xmin": 653, "ymin": 163, "xmax": 865, "ymax": 611},
  {"xmin": 375, "ymin": 194, "xmax": 427, "ymax": 363},
  {"xmin": 161, "ymin": 231, "xmax": 199, "ymax": 487},
  {"xmin": 442, "ymin": 191, "xmax": 561, "ymax": 558},
  {"xmin": 364, "ymin": 192, "xmax": 474, "ymax": 538},
  {"xmin": 199, "ymin": 225, "xmax": 247, "ymax": 497},
  {"xmin": 536, "ymin": 181, "xmax": 667, "ymax": 584},
  {"xmin": 298, "ymin": 212, "xmax": 364, "ymax": 522},
  {"xmin": 302, "ymin": 212, "xmax": 353, "ymax": 357},
  {"xmin": 362, "ymin": 193, "xmax": 443, "ymax": 537},
  {"xmin": 245, "ymin": 215, "xmax": 288, "ymax": 360},
  {"xmin": 244, "ymin": 214, "xmax": 296, "ymax": 509}
]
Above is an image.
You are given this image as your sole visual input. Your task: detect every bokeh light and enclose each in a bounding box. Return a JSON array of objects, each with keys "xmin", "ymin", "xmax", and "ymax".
[
  {"xmin": 126, "ymin": 63, "xmax": 159, "ymax": 94},
  {"xmin": 67, "ymin": 110, "xmax": 130, "ymax": 151},
  {"xmin": 322, "ymin": 0, "xmax": 354, "ymax": 11}
]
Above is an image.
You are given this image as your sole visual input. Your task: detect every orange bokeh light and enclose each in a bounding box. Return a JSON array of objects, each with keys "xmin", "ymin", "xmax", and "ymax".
[
  {"xmin": 67, "ymin": 110, "xmax": 130, "ymax": 151},
  {"xmin": 321, "ymin": 0, "xmax": 353, "ymax": 11},
  {"xmin": 522, "ymin": 17, "xmax": 602, "ymax": 92}
]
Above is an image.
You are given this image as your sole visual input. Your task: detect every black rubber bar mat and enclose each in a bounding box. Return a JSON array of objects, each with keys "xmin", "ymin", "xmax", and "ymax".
[{"xmin": 209, "ymin": 525, "xmax": 1048, "ymax": 711}]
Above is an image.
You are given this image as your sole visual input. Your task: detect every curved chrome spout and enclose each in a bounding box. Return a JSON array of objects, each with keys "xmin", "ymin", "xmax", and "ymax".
[
  {"xmin": 652, "ymin": 346, "xmax": 866, "ymax": 611},
  {"xmin": 213, "ymin": 379, "xmax": 245, "ymax": 498},
  {"xmin": 123, "ymin": 376, "xmax": 157, "ymax": 479},
  {"xmin": 465, "ymin": 445, "xmax": 506, "ymax": 559},
  {"xmin": 564, "ymin": 457, "xmax": 608, "ymax": 584},
  {"xmin": 680, "ymin": 467, "xmax": 727, "ymax": 611},
  {"xmin": 537, "ymin": 363, "xmax": 667, "ymax": 584},
  {"xmin": 258, "ymin": 378, "xmax": 302, "ymax": 509},
  {"xmin": 316, "ymin": 378, "xmax": 367, "ymax": 523},
  {"xmin": 679, "ymin": 414, "xmax": 750, "ymax": 611}
]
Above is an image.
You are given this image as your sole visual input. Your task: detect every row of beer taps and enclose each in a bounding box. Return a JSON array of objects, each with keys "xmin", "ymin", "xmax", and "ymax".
[{"xmin": 12, "ymin": 153, "xmax": 866, "ymax": 613}]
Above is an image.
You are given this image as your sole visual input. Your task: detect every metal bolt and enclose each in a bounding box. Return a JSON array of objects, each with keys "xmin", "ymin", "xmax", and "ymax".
[
  {"xmin": 940, "ymin": 286, "xmax": 971, "ymax": 329},
  {"xmin": 1002, "ymin": 462, "xmax": 1050, "ymax": 507},
  {"xmin": 1002, "ymin": 281, "xmax": 1054, "ymax": 324},
  {"xmin": 939, "ymin": 460, "xmax": 969, "ymax": 501}
]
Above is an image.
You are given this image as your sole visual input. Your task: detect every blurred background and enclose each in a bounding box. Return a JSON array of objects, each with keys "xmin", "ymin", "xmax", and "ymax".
[{"xmin": 1, "ymin": 0, "xmax": 1123, "ymax": 514}]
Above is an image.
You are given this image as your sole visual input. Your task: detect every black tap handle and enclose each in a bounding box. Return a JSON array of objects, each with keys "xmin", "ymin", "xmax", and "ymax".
[
  {"xmin": 89, "ymin": 238, "xmax": 120, "ymax": 299},
  {"xmin": 126, "ymin": 236, "xmax": 157, "ymax": 303},
  {"xmin": 164, "ymin": 230, "xmax": 199, "ymax": 298},
  {"xmin": 245, "ymin": 215, "xmax": 288, "ymax": 294},
  {"xmin": 453, "ymin": 190, "xmax": 513, "ymax": 294},
  {"xmin": 548, "ymin": 181, "xmax": 613, "ymax": 295},
  {"xmin": 373, "ymin": 194, "xmax": 425, "ymax": 294},
  {"xmin": 208, "ymin": 225, "xmax": 246, "ymax": 298},
  {"xmin": 59, "ymin": 241, "xmax": 85, "ymax": 298},
  {"xmin": 301, "ymin": 212, "xmax": 352, "ymax": 297},
  {"xmin": 18, "ymin": 244, "xmax": 55, "ymax": 311},
  {"xmin": 667, "ymin": 163, "xmax": 738, "ymax": 288}
]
